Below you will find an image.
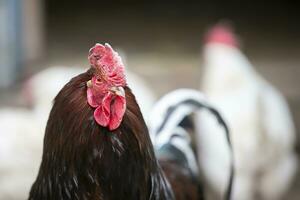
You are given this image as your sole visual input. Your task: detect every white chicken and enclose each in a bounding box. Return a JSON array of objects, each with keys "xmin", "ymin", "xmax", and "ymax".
[
  {"xmin": 148, "ymin": 88, "xmax": 234, "ymax": 199},
  {"xmin": 23, "ymin": 66, "xmax": 85, "ymax": 124},
  {"xmin": 116, "ymin": 49, "xmax": 157, "ymax": 121},
  {"xmin": 0, "ymin": 66, "xmax": 86, "ymax": 199},
  {"xmin": 126, "ymin": 71, "xmax": 156, "ymax": 121},
  {"xmin": 196, "ymin": 24, "xmax": 298, "ymax": 200},
  {"xmin": 0, "ymin": 108, "xmax": 43, "ymax": 199}
]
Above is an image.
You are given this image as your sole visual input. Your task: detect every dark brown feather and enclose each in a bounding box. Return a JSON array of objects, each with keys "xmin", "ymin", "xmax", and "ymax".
[{"xmin": 160, "ymin": 159, "xmax": 203, "ymax": 200}]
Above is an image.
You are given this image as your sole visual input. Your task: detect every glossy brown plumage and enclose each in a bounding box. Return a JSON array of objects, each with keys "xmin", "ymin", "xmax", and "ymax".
[
  {"xmin": 160, "ymin": 159, "xmax": 203, "ymax": 200},
  {"xmin": 28, "ymin": 68, "xmax": 202, "ymax": 200}
]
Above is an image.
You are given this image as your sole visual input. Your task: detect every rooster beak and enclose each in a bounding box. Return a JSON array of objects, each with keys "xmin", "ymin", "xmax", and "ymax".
[
  {"xmin": 111, "ymin": 86, "xmax": 125, "ymax": 97},
  {"xmin": 87, "ymin": 80, "xmax": 92, "ymax": 88}
]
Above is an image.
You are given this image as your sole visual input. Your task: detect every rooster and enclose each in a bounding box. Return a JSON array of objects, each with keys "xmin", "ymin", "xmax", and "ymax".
[
  {"xmin": 29, "ymin": 43, "xmax": 201, "ymax": 200},
  {"xmin": 0, "ymin": 52, "xmax": 154, "ymax": 200},
  {"xmin": 196, "ymin": 24, "xmax": 298, "ymax": 200},
  {"xmin": 148, "ymin": 89, "xmax": 234, "ymax": 200}
]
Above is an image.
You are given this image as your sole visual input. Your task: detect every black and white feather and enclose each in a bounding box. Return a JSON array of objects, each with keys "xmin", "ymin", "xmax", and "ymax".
[{"xmin": 148, "ymin": 89, "xmax": 234, "ymax": 199}]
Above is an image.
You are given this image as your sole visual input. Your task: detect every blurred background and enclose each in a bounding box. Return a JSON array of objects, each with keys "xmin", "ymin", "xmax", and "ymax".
[{"xmin": 0, "ymin": 0, "xmax": 299, "ymax": 199}]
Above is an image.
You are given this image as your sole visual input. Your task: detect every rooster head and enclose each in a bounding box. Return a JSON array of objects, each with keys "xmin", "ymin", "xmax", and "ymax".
[
  {"xmin": 86, "ymin": 43, "xmax": 127, "ymax": 131},
  {"xmin": 205, "ymin": 23, "xmax": 239, "ymax": 48}
]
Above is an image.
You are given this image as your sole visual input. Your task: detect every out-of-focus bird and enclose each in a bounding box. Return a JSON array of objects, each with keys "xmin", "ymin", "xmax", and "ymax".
[
  {"xmin": 0, "ymin": 108, "xmax": 43, "ymax": 200},
  {"xmin": 28, "ymin": 43, "xmax": 202, "ymax": 200},
  {"xmin": 117, "ymin": 49, "xmax": 157, "ymax": 121},
  {"xmin": 196, "ymin": 24, "xmax": 298, "ymax": 200},
  {"xmin": 126, "ymin": 71, "xmax": 156, "ymax": 121},
  {"xmin": 23, "ymin": 66, "xmax": 87, "ymax": 124},
  {"xmin": 0, "ymin": 67, "xmax": 84, "ymax": 199},
  {"xmin": 149, "ymin": 88, "xmax": 234, "ymax": 200}
]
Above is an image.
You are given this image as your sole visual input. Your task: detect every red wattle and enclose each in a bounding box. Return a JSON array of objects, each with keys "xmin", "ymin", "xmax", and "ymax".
[
  {"xmin": 90, "ymin": 90, "xmax": 126, "ymax": 131},
  {"xmin": 108, "ymin": 95, "xmax": 126, "ymax": 130},
  {"xmin": 87, "ymin": 88, "xmax": 100, "ymax": 108},
  {"xmin": 93, "ymin": 93, "xmax": 112, "ymax": 127}
]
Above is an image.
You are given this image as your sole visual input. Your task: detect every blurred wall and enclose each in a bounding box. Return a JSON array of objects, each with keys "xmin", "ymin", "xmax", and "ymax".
[
  {"xmin": 22, "ymin": 0, "xmax": 44, "ymax": 63},
  {"xmin": 0, "ymin": 0, "xmax": 44, "ymax": 88},
  {"xmin": 0, "ymin": 0, "xmax": 21, "ymax": 88}
]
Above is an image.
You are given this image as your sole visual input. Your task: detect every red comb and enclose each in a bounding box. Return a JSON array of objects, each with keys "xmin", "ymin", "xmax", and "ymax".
[{"xmin": 205, "ymin": 24, "xmax": 239, "ymax": 47}]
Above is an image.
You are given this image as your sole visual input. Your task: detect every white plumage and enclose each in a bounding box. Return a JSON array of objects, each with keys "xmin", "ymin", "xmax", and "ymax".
[
  {"xmin": 0, "ymin": 66, "xmax": 82, "ymax": 199},
  {"xmin": 117, "ymin": 49, "xmax": 157, "ymax": 121},
  {"xmin": 149, "ymin": 89, "xmax": 208, "ymax": 146},
  {"xmin": 148, "ymin": 88, "xmax": 233, "ymax": 185},
  {"xmin": 126, "ymin": 71, "xmax": 156, "ymax": 121},
  {"xmin": 0, "ymin": 108, "xmax": 43, "ymax": 199},
  {"xmin": 148, "ymin": 89, "xmax": 208, "ymax": 177},
  {"xmin": 25, "ymin": 66, "xmax": 85, "ymax": 123},
  {"xmin": 196, "ymin": 25, "xmax": 297, "ymax": 200}
]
